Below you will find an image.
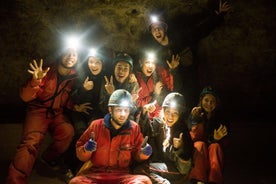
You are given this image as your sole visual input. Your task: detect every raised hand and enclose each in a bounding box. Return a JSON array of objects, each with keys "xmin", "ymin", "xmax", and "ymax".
[
  {"xmin": 28, "ymin": 59, "xmax": 50, "ymax": 80},
  {"xmin": 74, "ymin": 102, "xmax": 93, "ymax": 115},
  {"xmin": 213, "ymin": 124, "xmax": 228, "ymax": 141},
  {"xmin": 173, "ymin": 133, "xmax": 183, "ymax": 149},
  {"xmin": 84, "ymin": 132, "xmax": 97, "ymax": 152},
  {"xmin": 215, "ymin": 0, "xmax": 231, "ymax": 15},
  {"xmin": 143, "ymin": 100, "xmax": 157, "ymax": 113},
  {"xmin": 104, "ymin": 75, "xmax": 115, "ymax": 95},
  {"xmin": 129, "ymin": 73, "xmax": 138, "ymax": 83},
  {"xmin": 83, "ymin": 76, "xmax": 94, "ymax": 91},
  {"xmin": 166, "ymin": 54, "xmax": 180, "ymax": 70}
]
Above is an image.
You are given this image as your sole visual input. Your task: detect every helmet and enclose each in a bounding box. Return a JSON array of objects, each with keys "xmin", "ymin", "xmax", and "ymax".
[
  {"xmin": 148, "ymin": 15, "xmax": 168, "ymax": 32},
  {"xmin": 108, "ymin": 89, "xmax": 133, "ymax": 108},
  {"xmin": 87, "ymin": 47, "xmax": 106, "ymax": 62},
  {"xmin": 113, "ymin": 52, "xmax": 133, "ymax": 69},
  {"xmin": 162, "ymin": 92, "xmax": 186, "ymax": 113},
  {"xmin": 200, "ymin": 86, "xmax": 218, "ymax": 98}
]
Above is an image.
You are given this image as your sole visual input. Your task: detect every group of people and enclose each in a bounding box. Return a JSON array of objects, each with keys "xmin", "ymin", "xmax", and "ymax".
[{"xmin": 6, "ymin": 1, "xmax": 231, "ymax": 184}]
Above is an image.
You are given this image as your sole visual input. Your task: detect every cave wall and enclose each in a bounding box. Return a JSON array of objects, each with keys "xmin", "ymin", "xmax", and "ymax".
[{"xmin": 0, "ymin": 0, "xmax": 275, "ymax": 115}]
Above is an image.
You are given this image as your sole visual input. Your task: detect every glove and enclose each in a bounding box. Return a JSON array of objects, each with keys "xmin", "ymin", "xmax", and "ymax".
[
  {"xmin": 141, "ymin": 136, "xmax": 152, "ymax": 156},
  {"xmin": 141, "ymin": 143, "xmax": 152, "ymax": 156},
  {"xmin": 84, "ymin": 132, "xmax": 97, "ymax": 152}
]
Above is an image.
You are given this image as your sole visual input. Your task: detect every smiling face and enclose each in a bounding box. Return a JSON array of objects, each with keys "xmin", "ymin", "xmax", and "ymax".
[
  {"xmin": 114, "ymin": 61, "xmax": 131, "ymax": 83},
  {"xmin": 87, "ymin": 56, "xmax": 103, "ymax": 76},
  {"xmin": 201, "ymin": 94, "xmax": 217, "ymax": 113},
  {"xmin": 109, "ymin": 106, "xmax": 130, "ymax": 129},
  {"xmin": 61, "ymin": 48, "xmax": 78, "ymax": 69},
  {"xmin": 163, "ymin": 107, "xmax": 180, "ymax": 127},
  {"xmin": 150, "ymin": 24, "xmax": 167, "ymax": 45},
  {"xmin": 141, "ymin": 59, "xmax": 156, "ymax": 77}
]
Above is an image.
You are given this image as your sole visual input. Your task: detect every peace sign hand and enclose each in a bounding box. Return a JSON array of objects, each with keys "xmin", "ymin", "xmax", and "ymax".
[
  {"xmin": 166, "ymin": 54, "xmax": 180, "ymax": 70},
  {"xmin": 83, "ymin": 76, "xmax": 94, "ymax": 91},
  {"xmin": 28, "ymin": 59, "xmax": 50, "ymax": 80},
  {"xmin": 213, "ymin": 124, "xmax": 228, "ymax": 141},
  {"xmin": 104, "ymin": 75, "xmax": 115, "ymax": 95}
]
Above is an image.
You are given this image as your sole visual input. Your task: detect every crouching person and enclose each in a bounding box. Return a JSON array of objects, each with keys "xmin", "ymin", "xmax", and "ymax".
[
  {"xmin": 69, "ymin": 89, "xmax": 153, "ymax": 184},
  {"xmin": 135, "ymin": 92, "xmax": 194, "ymax": 184}
]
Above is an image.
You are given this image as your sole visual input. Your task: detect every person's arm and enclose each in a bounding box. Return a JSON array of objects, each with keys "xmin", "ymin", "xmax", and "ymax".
[{"xmin": 76, "ymin": 126, "xmax": 95, "ymax": 162}]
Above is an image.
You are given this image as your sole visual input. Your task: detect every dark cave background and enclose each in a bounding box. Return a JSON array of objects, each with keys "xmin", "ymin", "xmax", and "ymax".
[
  {"xmin": 1, "ymin": 1, "xmax": 276, "ymax": 183},
  {"xmin": 0, "ymin": 0, "xmax": 275, "ymax": 122}
]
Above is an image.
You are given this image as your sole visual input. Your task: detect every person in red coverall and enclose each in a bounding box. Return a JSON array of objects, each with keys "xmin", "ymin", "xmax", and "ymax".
[
  {"xmin": 6, "ymin": 46, "xmax": 79, "ymax": 184},
  {"xmin": 69, "ymin": 89, "xmax": 153, "ymax": 184},
  {"xmin": 187, "ymin": 86, "xmax": 230, "ymax": 184},
  {"xmin": 135, "ymin": 51, "xmax": 172, "ymax": 121}
]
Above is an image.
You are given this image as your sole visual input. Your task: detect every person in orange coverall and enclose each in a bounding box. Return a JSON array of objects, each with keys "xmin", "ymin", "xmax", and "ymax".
[
  {"xmin": 69, "ymin": 89, "xmax": 153, "ymax": 184},
  {"xmin": 187, "ymin": 86, "xmax": 230, "ymax": 184},
  {"xmin": 6, "ymin": 46, "xmax": 79, "ymax": 184}
]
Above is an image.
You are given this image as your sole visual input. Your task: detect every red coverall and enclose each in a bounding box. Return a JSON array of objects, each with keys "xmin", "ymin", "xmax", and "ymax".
[
  {"xmin": 136, "ymin": 66, "xmax": 173, "ymax": 119},
  {"xmin": 6, "ymin": 64, "xmax": 77, "ymax": 184},
  {"xmin": 69, "ymin": 114, "xmax": 152, "ymax": 184},
  {"xmin": 188, "ymin": 123, "xmax": 226, "ymax": 184}
]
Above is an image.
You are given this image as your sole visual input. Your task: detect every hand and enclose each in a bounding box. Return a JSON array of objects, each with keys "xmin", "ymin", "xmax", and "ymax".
[
  {"xmin": 215, "ymin": 0, "xmax": 231, "ymax": 15},
  {"xmin": 166, "ymin": 54, "xmax": 180, "ymax": 70},
  {"xmin": 213, "ymin": 124, "xmax": 228, "ymax": 141},
  {"xmin": 74, "ymin": 103, "xmax": 93, "ymax": 115},
  {"xmin": 173, "ymin": 133, "xmax": 183, "ymax": 149},
  {"xmin": 154, "ymin": 81, "xmax": 163, "ymax": 95},
  {"xmin": 28, "ymin": 59, "xmax": 50, "ymax": 80},
  {"xmin": 131, "ymin": 86, "xmax": 141, "ymax": 102},
  {"xmin": 83, "ymin": 76, "xmax": 94, "ymax": 91},
  {"xmin": 141, "ymin": 136, "xmax": 152, "ymax": 156},
  {"xmin": 104, "ymin": 75, "xmax": 115, "ymax": 95},
  {"xmin": 129, "ymin": 73, "xmax": 137, "ymax": 83},
  {"xmin": 191, "ymin": 106, "xmax": 204, "ymax": 117},
  {"xmin": 143, "ymin": 100, "xmax": 157, "ymax": 113},
  {"xmin": 84, "ymin": 132, "xmax": 97, "ymax": 152}
]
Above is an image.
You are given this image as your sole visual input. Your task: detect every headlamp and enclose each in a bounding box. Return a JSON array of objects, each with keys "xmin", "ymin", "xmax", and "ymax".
[{"xmin": 64, "ymin": 35, "xmax": 81, "ymax": 50}]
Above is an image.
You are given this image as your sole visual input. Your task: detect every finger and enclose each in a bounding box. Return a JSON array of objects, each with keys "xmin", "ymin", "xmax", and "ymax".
[
  {"xmin": 33, "ymin": 60, "xmax": 38, "ymax": 69},
  {"xmin": 44, "ymin": 67, "xmax": 50, "ymax": 73},
  {"xmin": 141, "ymin": 136, "xmax": 148, "ymax": 148},
  {"xmin": 179, "ymin": 132, "xmax": 183, "ymax": 139},
  {"xmin": 82, "ymin": 102, "xmax": 91, "ymax": 106},
  {"xmin": 104, "ymin": 76, "xmax": 109, "ymax": 83},
  {"xmin": 91, "ymin": 132, "xmax": 95, "ymax": 140},
  {"xmin": 218, "ymin": 124, "xmax": 223, "ymax": 131},
  {"xmin": 84, "ymin": 76, "xmax": 89, "ymax": 83},
  {"xmin": 137, "ymin": 87, "xmax": 142, "ymax": 94},
  {"xmin": 27, "ymin": 70, "xmax": 34, "ymax": 74},
  {"xmin": 39, "ymin": 59, "xmax": 43, "ymax": 69},
  {"xmin": 110, "ymin": 75, "xmax": 113, "ymax": 85},
  {"xmin": 166, "ymin": 60, "xmax": 171, "ymax": 66},
  {"xmin": 83, "ymin": 110, "xmax": 90, "ymax": 115},
  {"xmin": 29, "ymin": 62, "xmax": 36, "ymax": 71},
  {"xmin": 85, "ymin": 106, "xmax": 93, "ymax": 110}
]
